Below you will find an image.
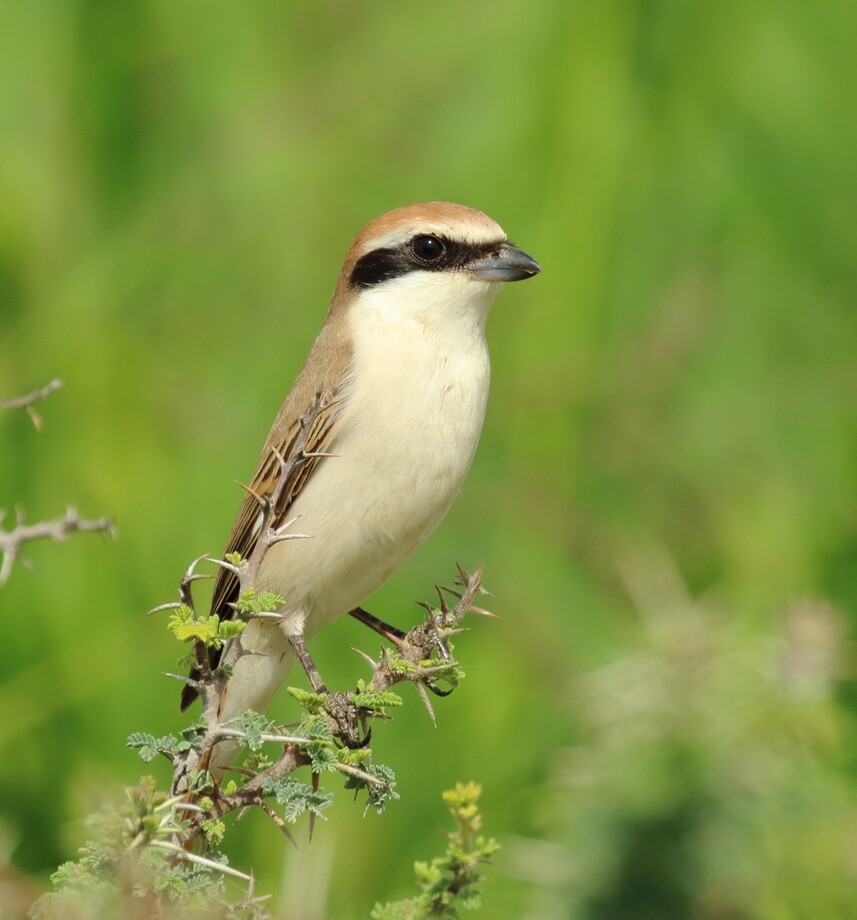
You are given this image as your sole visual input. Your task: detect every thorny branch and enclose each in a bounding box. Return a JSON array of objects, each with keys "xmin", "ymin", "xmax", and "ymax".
[
  {"xmin": 0, "ymin": 506, "xmax": 116, "ymax": 586},
  {"xmin": 178, "ymin": 564, "xmax": 488, "ymax": 843},
  {"xmin": 0, "ymin": 377, "xmax": 64, "ymax": 430}
]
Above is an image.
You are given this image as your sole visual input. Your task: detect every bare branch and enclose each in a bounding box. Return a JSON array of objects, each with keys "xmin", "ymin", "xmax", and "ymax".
[
  {"xmin": 0, "ymin": 378, "xmax": 64, "ymax": 430},
  {"xmin": 0, "ymin": 505, "xmax": 116, "ymax": 586}
]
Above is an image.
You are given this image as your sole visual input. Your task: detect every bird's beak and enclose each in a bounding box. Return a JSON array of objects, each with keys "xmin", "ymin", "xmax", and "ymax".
[{"xmin": 467, "ymin": 242, "xmax": 541, "ymax": 282}]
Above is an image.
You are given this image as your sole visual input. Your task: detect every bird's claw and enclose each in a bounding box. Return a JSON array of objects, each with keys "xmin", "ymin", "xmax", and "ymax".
[
  {"xmin": 324, "ymin": 691, "xmax": 371, "ymax": 749},
  {"xmin": 424, "ymin": 679, "xmax": 454, "ymax": 698}
]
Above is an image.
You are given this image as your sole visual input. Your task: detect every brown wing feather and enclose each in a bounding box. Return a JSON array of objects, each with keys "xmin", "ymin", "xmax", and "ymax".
[{"xmin": 210, "ymin": 393, "xmax": 344, "ymax": 621}]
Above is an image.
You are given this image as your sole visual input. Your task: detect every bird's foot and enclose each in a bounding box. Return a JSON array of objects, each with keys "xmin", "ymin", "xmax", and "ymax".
[
  {"xmin": 323, "ymin": 691, "xmax": 371, "ymax": 749},
  {"xmin": 350, "ymin": 602, "xmax": 460, "ymax": 697}
]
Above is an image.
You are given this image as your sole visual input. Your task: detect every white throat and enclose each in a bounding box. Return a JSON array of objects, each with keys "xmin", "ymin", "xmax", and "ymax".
[{"xmin": 348, "ymin": 271, "xmax": 500, "ymax": 342}]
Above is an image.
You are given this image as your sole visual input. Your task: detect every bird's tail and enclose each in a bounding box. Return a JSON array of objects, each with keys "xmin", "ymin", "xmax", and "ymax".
[{"xmin": 206, "ymin": 621, "xmax": 296, "ymax": 779}]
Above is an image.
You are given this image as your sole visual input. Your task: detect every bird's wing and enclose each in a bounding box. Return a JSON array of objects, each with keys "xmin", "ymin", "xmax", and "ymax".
[
  {"xmin": 209, "ymin": 388, "xmax": 345, "ymax": 621},
  {"xmin": 180, "ymin": 336, "xmax": 353, "ymax": 712}
]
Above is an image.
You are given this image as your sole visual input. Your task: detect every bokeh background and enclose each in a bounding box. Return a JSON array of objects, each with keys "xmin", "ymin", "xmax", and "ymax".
[{"xmin": 2, "ymin": 1, "xmax": 857, "ymax": 917}]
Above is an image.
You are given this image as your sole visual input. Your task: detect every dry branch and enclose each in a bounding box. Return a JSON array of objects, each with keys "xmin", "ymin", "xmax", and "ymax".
[
  {"xmin": 0, "ymin": 505, "xmax": 116, "ymax": 586},
  {"xmin": 0, "ymin": 378, "xmax": 64, "ymax": 430}
]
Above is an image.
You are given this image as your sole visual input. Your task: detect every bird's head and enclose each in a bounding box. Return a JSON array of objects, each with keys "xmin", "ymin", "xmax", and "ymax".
[{"xmin": 331, "ymin": 202, "xmax": 540, "ymax": 327}]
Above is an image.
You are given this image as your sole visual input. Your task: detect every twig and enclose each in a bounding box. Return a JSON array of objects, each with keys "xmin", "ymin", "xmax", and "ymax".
[
  {"xmin": 215, "ymin": 727, "xmax": 311, "ymax": 746},
  {"xmin": 176, "ymin": 564, "xmax": 488, "ymax": 841},
  {"xmin": 151, "ymin": 841, "xmax": 255, "ymax": 882},
  {"xmin": 335, "ymin": 761, "xmax": 386, "ymax": 786},
  {"xmin": 0, "ymin": 378, "xmax": 63, "ymax": 430},
  {"xmin": 0, "ymin": 505, "xmax": 116, "ymax": 586}
]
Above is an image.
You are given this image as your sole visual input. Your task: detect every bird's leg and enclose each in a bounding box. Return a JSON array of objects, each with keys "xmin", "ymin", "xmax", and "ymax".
[
  {"xmin": 349, "ymin": 606, "xmax": 455, "ymax": 698},
  {"xmin": 348, "ymin": 606, "xmax": 407, "ymax": 647},
  {"xmin": 288, "ymin": 633, "xmax": 328, "ymax": 693},
  {"xmin": 287, "ymin": 634, "xmax": 369, "ymax": 748}
]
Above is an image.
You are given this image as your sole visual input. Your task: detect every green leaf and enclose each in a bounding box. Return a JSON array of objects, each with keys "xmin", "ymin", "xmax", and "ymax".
[
  {"xmin": 301, "ymin": 713, "xmax": 334, "ymax": 743},
  {"xmin": 126, "ymin": 733, "xmax": 159, "ymax": 762},
  {"xmin": 343, "ymin": 762, "xmax": 399, "ymax": 816},
  {"xmin": 261, "ymin": 777, "xmax": 333, "ymax": 824},
  {"xmin": 238, "ymin": 711, "xmax": 271, "ymax": 751},
  {"xmin": 371, "ymin": 783, "xmax": 497, "ymax": 919},
  {"xmin": 169, "ymin": 610, "xmax": 223, "ymax": 647},
  {"xmin": 218, "ymin": 619, "xmax": 246, "ymax": 639},
  {"xmin": 288, "ymin": 687, "xmax": 327, "ymax": 713},
  {"xmin": 387, "ymin": 656, "xmax": 417, "ymax": 676},
  {"xmin": 202, "ymin": 818, "xmax": 225, "ymax": 846},
  {"xmin": 308, "ymin": 742, "xmax": 339, "ymax": 773},
  {"xmin": 244, "ymin": 750, "xmax": 274, "ymax": 773},
  {"xmin": 233, "ymin": 587, "xmax": 285, "ymax": 616},
  {"xmin": 351, "ymin": 689, "xmax": 403, "ymax": 712},
  {"xmin": 338, "ymin": 746, "xmax": 372, "ymax": 767}
]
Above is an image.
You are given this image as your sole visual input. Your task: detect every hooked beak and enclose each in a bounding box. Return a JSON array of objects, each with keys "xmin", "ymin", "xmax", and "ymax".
[{"xmin": 467, "ymin": 242, "xmax": 541, "ymax": 282}]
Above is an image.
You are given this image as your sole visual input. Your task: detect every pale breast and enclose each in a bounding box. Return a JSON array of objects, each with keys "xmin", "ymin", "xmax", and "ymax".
[{"xmin": 256, "ymin": 306, "xmax": 491, "ymax": 637}]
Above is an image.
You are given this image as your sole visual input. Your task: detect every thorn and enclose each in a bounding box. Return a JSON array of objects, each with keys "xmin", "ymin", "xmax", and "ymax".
[
  {"xmin": 26, "ymin": 404, "xmax": 43, "ymax": 431},
  {"xmin": 207, "ymin": 557, "xmax": 241, "ymax": 575},
  {"xmin": 162, "ymin": 672, "xmax": 200, "ymax": 686},
  {"xmin": 273, "ymin": 514, "xmax": 302, "ymax": 535},
  {"xmin": 236, "ymin": 480, "xmax": 268, "ymax": 508},
  {"xmin": 468, "ymin": 606, "xmax": 498, "ymax": 619},
  {"xmin": 434, "ymin": 585, "xmax": 450, "ymax": 614},
  {"xmin": 309, "ymin": 773, "xmax": 319, "ymax": 842},
  {"xmin": 417, "ymin": 663, "xmax": 460, "ymax": 677},
  {"xmin": 233, "ymin": 806, "xmax": 252, "ymax": 825},
  {"xmin": 257, "ymin": 799, "xmax": 299, "ymax": 850},
  {"xmin": 267, "ymin": 531, "xmax": 311, "ymax": 545},
  {"xmin": 415, "ymin": 682, "xmax": 437, "ymax": 725},
  {"xmin": 184, "ymin": 553, "xmax": 212, "ymax": 580},
  {"xmin": 352, "ymin": 647, "xmax": 378, "ymax": 669},
  {"xmin": 269, "ymin": 442, "xmax": 288, "ymax": 468},
  {"xmin": 224, "ymin": 766, "xmax": 257, "ymax": 779},
  {"xmin": 146, "ymin": 601, "xmax": 184, "ymax": 616}
]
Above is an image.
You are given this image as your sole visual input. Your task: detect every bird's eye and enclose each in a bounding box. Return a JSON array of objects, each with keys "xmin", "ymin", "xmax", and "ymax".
[{"xmin": 410, "ymin": 234, "xmax": 446, "ymax": 263}]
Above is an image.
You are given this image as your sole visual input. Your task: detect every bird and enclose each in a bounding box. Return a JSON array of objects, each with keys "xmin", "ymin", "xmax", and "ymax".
[{"xmin": 183, "ymin": 202, "xmax": 540, "ymax": 772}]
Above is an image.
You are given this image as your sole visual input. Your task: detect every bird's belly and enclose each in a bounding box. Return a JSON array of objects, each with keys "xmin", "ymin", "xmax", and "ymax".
[{"xmin": 256, "ymin": 338, "xmax": 490, "ymax": 636}]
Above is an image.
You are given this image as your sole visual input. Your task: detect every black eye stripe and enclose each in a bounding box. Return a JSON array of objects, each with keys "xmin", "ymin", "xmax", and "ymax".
[
  {"xmin": 349, "ymin": 248, "xmax": 408, "ymax": 289},
  {"xmin": 349, "ymin": 237, "xmax": 505, "ymax": 289}
]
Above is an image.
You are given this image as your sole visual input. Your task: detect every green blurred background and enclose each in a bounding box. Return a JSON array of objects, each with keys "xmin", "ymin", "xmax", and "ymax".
[{"xmin": 2, "ymin": 0, "xmax": 857, "ymax": 917}]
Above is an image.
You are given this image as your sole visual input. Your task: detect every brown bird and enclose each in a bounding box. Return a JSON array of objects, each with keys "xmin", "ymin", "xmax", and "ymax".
[{"xmin": 183, "ymin": 202, "xmax": 540, "ymax": 772}]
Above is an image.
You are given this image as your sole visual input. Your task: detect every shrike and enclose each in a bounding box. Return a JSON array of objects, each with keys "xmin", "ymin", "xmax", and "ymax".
[{"xmin": 183, "ymin": 202, "xmax": 540, "ymax": 768}]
